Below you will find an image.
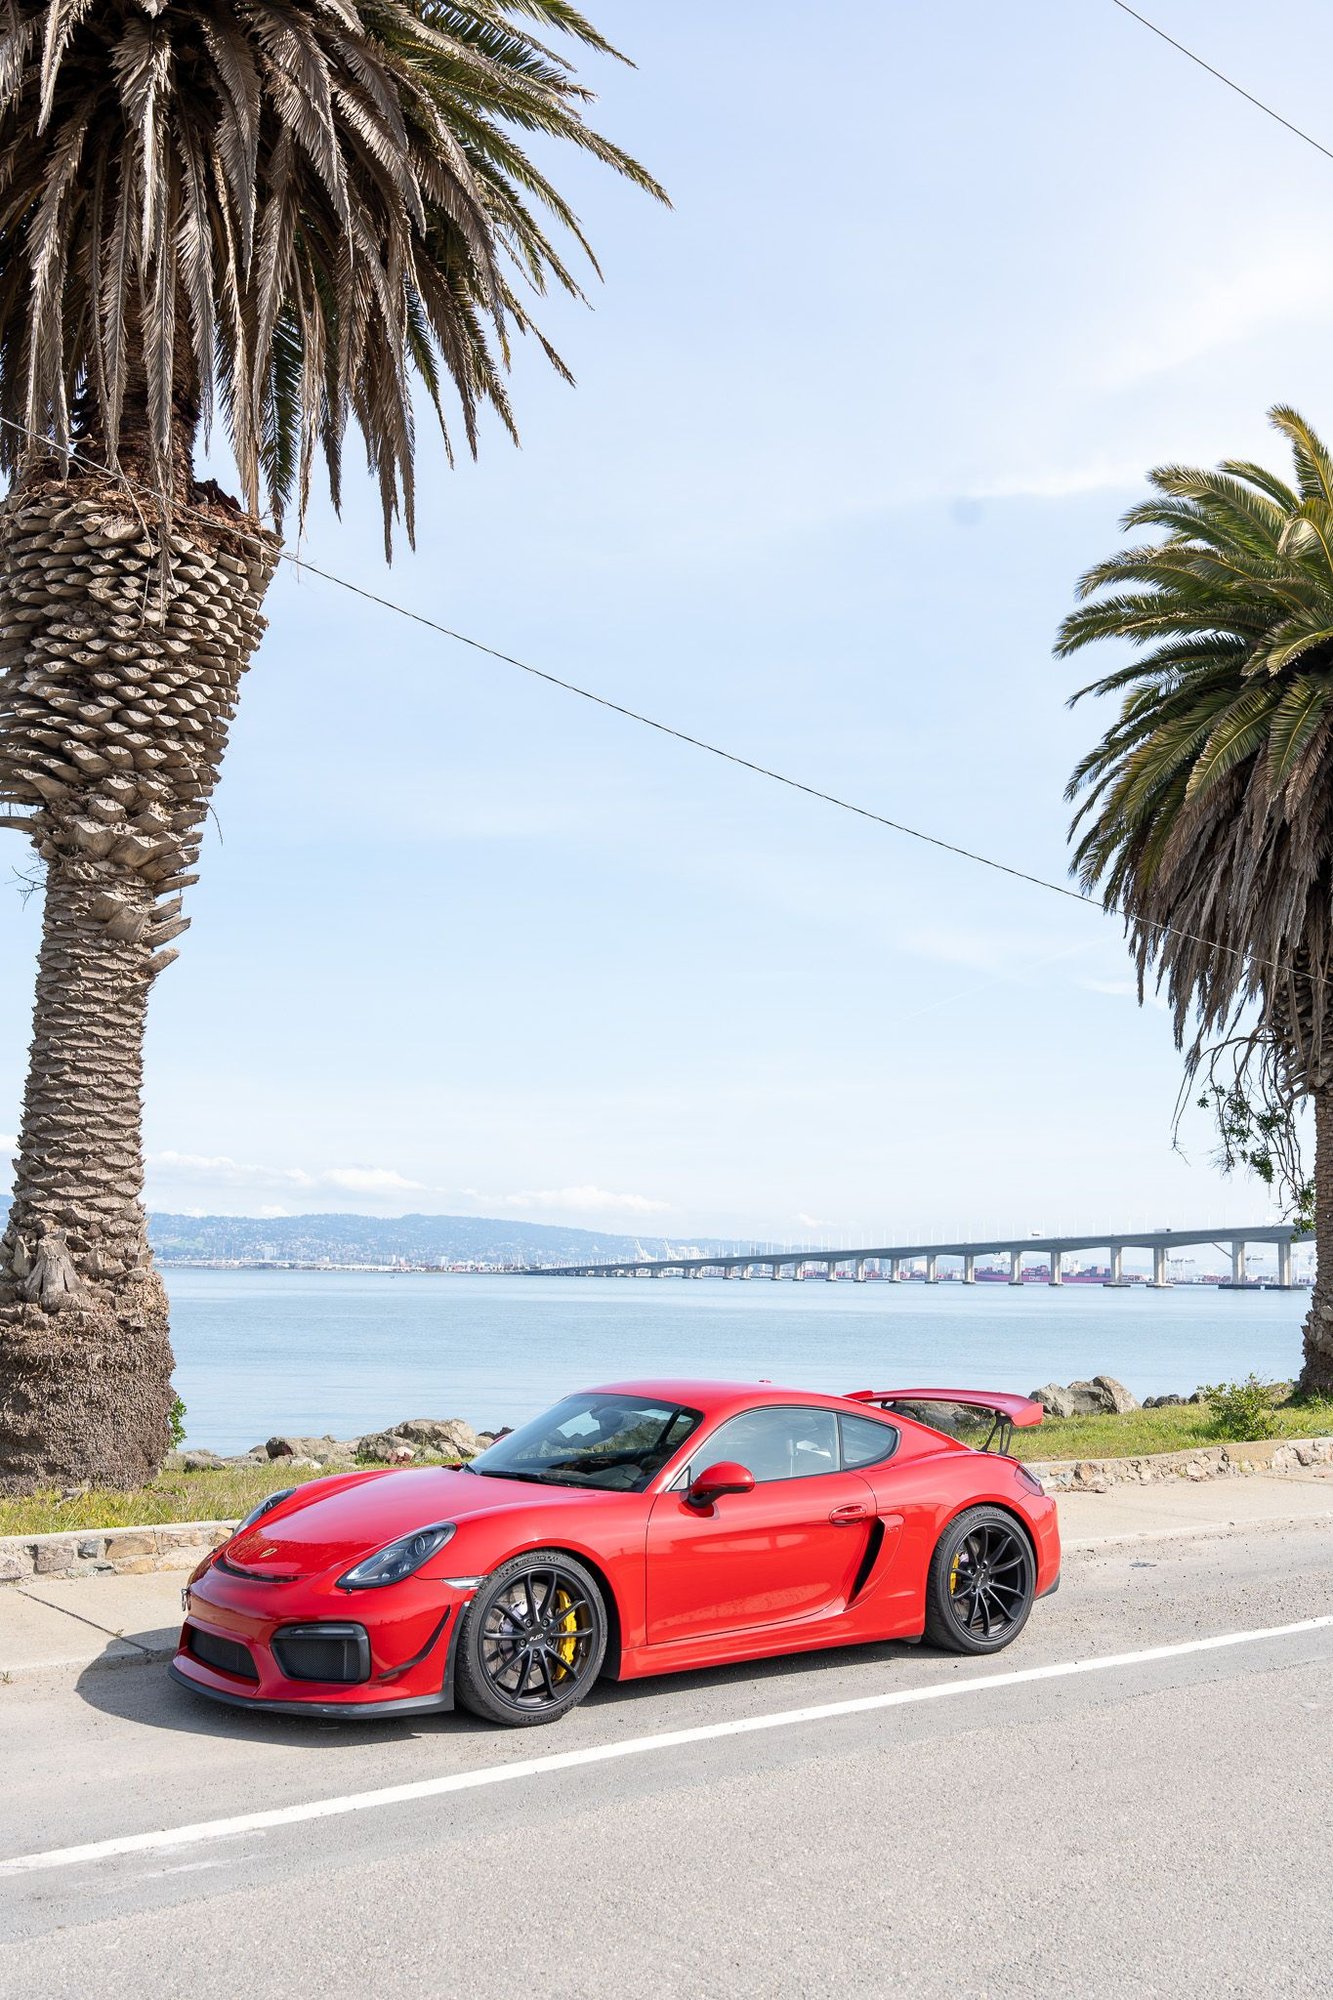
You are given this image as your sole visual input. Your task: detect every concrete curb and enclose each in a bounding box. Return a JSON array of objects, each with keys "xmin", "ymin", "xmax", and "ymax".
[{"xmin": 1, "ymin": 1630, "xmax": 178, "ymax": 1687}]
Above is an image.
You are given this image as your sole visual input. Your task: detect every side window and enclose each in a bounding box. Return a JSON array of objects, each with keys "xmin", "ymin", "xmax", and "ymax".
[
  {"xmin": 840, "ymin": 1413, "xmax": 899, "ymax": 1470},
  {"xmin": 697, "ymin": 1407, "xmax": 840, "ymax": 1482}
]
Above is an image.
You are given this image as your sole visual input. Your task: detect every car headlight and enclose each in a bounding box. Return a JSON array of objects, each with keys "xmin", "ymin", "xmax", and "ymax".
[
  {"xmin": 337, "ymin": 1522, "xmax": 457, "ymax": 1590},
  {"xmin": 234, "ymin": 1487, "xmax": 297, "ymax": 1534}
]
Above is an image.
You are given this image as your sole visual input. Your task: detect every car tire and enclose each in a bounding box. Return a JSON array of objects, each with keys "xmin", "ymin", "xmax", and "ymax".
[
  {"xmin": 923, "ymin": 1505, "xmax": 1036, "ymax": 1655},
  {"xmin": 455, "ymin": 1550, "xmax": 608, "ymax": 1727}
]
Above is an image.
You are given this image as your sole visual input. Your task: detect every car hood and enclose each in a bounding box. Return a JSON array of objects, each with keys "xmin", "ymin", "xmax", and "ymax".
[{"xmin": 222, "ymin": 1467, "xmax": 610, "ymax": 1580}]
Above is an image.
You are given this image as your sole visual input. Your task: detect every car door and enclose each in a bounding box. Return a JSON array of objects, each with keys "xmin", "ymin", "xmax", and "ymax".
[{"xmin": 644, "ymin": 1404, "xmax": 877, "ymax": 1645}]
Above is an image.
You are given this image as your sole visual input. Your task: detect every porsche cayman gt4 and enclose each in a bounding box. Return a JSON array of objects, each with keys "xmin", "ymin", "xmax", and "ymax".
[{"xmin": 172, "ymin": 1379, "xmax": 1060, "ymax": 1728}]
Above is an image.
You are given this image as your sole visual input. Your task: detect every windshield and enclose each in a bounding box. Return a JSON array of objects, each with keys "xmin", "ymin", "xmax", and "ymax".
[{"xmin": 470, "ymin": 1394, "xmax": 702, "ymax": 1491}]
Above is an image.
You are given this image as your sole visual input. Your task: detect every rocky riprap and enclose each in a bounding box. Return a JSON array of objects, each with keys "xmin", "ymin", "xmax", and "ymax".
[
  {"xmin": 169, "ymin": 1415, "xmax": 501, "ymax": 1474},
  {"xmin": 1027, "ymin": 1375, "xmax": 1140, "ymax": 1418}
]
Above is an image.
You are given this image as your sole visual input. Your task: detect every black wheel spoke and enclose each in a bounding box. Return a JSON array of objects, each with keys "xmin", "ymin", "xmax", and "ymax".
[
  {"xmin": 946, "ymin": 1523, "xmax": 1031, "ymax": 1642},
  {"xmin": 540, "ymin": 1573, "xmax": 564, "ymax": 1622},
  {"xmin": 477, "ymin": 1565, "xmax": 598, "ymax": 1707}
]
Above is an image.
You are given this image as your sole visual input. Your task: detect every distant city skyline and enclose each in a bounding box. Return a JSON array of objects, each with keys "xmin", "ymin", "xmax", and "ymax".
[{"xmin": 4, "ymin": 1, "xmax": 1331, "ymax": 1241}]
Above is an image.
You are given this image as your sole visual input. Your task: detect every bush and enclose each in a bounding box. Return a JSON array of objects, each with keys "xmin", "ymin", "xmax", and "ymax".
[
  {"xmin": 1197, "ymin": 1375, "xmax": 1280, "ymax": 1441},
  {"xmin": 168, "ymin": 1393, "xmax": 187, "ymax": 1449}
]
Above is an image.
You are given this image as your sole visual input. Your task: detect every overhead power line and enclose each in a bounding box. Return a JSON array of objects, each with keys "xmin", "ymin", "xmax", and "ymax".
[
  {"xmin": 0, "ymin": 415, "xmax": 1288, "ymax": 980},
  {"xmin": 1110, "ymin": 0, "xmax": 1333, "ymax": 165}
]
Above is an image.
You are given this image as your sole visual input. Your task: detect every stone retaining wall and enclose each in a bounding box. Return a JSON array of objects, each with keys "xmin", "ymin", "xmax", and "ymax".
[
  {"xmin": 1031, "ymin": 1435, "xmax": 1333, "ymax": 1493},
  {"xmin": 2, "ymin": 1435, "xmax": 1331, "ymax": 1579},
  {"xmin": 0, "ymin": 1518, "xmax": 234, "ymax": 1584}
]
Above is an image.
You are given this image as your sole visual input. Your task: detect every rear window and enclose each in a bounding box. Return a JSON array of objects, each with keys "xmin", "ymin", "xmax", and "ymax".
[
  {"xmin": 893, "ymin": 1400, "xmax": 1010, "ymax": 1451},
  {"xmin": 839, "ymin": 1413, "xmax": 899, "ymax": 1469}
]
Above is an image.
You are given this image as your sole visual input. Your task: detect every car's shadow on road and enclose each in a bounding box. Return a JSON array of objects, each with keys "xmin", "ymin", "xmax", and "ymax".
[
  {"xmin": 74, "ymin": 1627, "xmax": 939, "ymax": 1747},
  {"xmin": 581, "ymin": 1636, "xmax": 931, "ymax": 1710},
  {"xmin": 73, "ymin": 1637, "xmax": 493, "ymax": 1747}
]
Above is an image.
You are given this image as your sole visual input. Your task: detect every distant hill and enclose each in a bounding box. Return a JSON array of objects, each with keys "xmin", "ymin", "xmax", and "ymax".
[{"xmin": 148, "ymin": 1211, "xmax": 744, "ymax": 1269}]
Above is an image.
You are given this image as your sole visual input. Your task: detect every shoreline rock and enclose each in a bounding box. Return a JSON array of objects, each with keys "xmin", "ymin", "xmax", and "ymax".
[
  {"xmin": 1029, "ymin": 1376, "xmax": 1140, "ymax": 1418},
  {"xmin": 178, "ymin": 1416, "xmax": 495, "ymax": 1472}
]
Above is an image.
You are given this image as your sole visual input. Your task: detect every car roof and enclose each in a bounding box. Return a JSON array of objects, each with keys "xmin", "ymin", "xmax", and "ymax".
[{"xmin": 585, "ymin": 1379, "xmax": 872, "ymax": 1420}]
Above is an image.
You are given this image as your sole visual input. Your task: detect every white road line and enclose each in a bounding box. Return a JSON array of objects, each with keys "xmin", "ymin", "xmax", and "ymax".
[{"xmin": 4, "ymin": 1614, "xmax": 1330, "ymax": 1879}]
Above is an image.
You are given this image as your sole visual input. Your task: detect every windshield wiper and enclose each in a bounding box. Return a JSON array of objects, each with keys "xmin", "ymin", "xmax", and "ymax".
[{"xmin": 472, "ymin": 1467, "xmax": 602, "ymax": 1489}]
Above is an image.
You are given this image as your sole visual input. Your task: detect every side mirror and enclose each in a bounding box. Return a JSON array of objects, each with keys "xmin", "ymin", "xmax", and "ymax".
[{"xmin": 687, "ymin": 1460, "xmax": 756, "ymax": 1508}]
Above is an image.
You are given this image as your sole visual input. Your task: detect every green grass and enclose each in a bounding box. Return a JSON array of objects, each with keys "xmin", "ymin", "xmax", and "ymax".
[
  {"xmin": 2, "ymin": 1400, "xmax": 1332, "ymax": 1539},
  {"xmin": 1009, "ymin": 1398, "xmax": 1333, "ymax": 1463},
  {"xmin": 0, "ymin": 1456, "xmax": 457, "ymax": 1539}
]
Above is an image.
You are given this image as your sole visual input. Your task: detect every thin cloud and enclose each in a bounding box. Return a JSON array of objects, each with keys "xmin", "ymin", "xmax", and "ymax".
[
  {"xmin": 1090, "ymin": 252, "xmax": 1333, "ymax": 395},
  {"xmin": 1079, "ymin": 977, "xmax": 1168, "ymax": 1012},
  {"xmin": 150, "ymin": 1151, "xmax": 425, "ymax": 1194},
  {"xmin": 462, "ymin": 1184, "xmax": 671, "ymax": 1217},
  {"xmin": 967, "ymin": 457, "xmax": 1147, "ymax": 502}
]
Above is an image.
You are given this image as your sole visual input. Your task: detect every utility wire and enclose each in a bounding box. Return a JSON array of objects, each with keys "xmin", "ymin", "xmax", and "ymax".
[
  {"xmin": 0, "ymin": 414, "xmax": 1095, "ymax": 911},
  {"xmin": 1110, "ymin": 0, "xmax": 1333, "ymax": 164},
  {"xmin": 0, "ymin": 413, "xmax": 1286, "ymax": 979}
]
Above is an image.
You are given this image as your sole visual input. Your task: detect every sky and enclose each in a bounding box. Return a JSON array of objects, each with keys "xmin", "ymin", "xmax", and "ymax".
[{"xmin": 4, "ymin": 0, "xmax": 1333, "ymax": 1246}]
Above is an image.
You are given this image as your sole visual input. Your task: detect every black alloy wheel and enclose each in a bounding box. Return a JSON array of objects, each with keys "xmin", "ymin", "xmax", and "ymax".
[
  {"xmin": 923, "ymin": 1506, "xmax": 1035, "ymax": 1655},
  {"xmin": 455, "ymin": 1550, "xmax": 608, "ymax": 1727}
]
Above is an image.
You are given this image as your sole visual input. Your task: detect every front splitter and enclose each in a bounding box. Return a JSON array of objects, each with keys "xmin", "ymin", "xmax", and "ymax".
[{"xmin": 168, "ymin": 1660, "xmax": 455, "ymax": 1720}]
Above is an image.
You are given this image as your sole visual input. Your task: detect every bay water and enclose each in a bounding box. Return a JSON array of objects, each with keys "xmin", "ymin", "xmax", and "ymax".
[{"xmin": 165, "ymin": 1268, "xmax": 1310, "ymax": 1454}]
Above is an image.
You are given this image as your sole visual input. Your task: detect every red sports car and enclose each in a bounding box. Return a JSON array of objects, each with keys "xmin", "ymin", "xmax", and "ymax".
[{"xmin": 172, "ymin": 1379, "xmax": 1060, "ymax": 1728}]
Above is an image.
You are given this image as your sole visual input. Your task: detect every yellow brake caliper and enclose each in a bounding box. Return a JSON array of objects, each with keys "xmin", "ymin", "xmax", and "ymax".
[
  {"xmin": 553, "ymin": 1588, "xmax": 579, "ymax": 1675},
  {"xmin": 949, "ymin": 1553, "xmax": 961, "ymax": 1596}
]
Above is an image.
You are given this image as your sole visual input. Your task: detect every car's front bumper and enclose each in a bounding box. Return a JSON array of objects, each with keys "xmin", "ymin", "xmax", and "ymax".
[{"xmin": 171, "ymin": 1560, "xmax": 470, "ymax": 1717}]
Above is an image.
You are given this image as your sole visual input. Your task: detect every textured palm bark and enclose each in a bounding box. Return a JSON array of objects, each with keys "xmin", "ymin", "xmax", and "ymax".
[
  {"xmin": 0, "ymin": 475, "xmax": 279, "ymax": 1490},
  {"xmin": 1299, "ymin": 1086, "xmax": 1333, "ymax": 1396}
]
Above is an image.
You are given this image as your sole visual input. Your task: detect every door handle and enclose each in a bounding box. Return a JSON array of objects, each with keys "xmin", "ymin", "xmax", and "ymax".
[{"xmin": 829, "ymin": 1502, "xmax": 871, "ymax": 1525}]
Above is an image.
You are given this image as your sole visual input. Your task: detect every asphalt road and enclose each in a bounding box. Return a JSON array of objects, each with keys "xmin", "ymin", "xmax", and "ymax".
[{"xmin": 1, "ymin": 1519, "xmax": 1331, "ymax": 1999}]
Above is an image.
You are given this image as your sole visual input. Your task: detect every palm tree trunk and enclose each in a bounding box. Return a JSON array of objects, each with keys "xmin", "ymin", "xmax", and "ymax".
[
  {"xmin": 1299, "ymin": 1085, "xmax": 1333, "ymax": 1395},
  {"xmin": 0, "ymin": 468, "xmax": 279, "ymax": 1490}
]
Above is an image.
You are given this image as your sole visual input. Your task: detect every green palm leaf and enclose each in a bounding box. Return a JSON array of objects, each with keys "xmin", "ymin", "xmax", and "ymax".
[
  {"xmin": 0, "ymin": 1, "xmax": 666, "ymax": 541},
  {"xmin": 1062, "ymin": 405, "xmax": 1333, "ymax": 1087}
]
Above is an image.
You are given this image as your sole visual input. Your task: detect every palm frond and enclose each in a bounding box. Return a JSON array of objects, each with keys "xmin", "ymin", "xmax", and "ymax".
[
  {"xmin": 1062, "ymin": 405, "xmax": 1333, "ymax": 1081},
  {"xmin": 0, "ymin": 0, "xmax": 664, "ymax": 544}
]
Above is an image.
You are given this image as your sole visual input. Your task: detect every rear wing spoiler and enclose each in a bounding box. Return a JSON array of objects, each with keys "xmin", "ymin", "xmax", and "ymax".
[{"xmin": 845, "ymin": 1388, "xmax": 1043, "ymax": 1455}]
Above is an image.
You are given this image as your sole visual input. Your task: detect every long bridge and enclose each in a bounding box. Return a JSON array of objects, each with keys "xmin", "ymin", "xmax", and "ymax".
[{"xmin": 529, "ymin": 1224, "xmax": 1312, "ymax": 1289}]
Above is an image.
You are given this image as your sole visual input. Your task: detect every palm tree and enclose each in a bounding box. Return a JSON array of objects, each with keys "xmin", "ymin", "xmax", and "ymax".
[
  {"xmin": 0, "ymin": 1, "xmax": 663, "ymax": 1491},
  {"xmin": 1060, "ymin": 406, "xmax": 1333, "ymax": 1394}
]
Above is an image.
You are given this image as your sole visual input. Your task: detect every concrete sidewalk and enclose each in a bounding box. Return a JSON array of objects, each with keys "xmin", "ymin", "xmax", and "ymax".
[
  {"xmin": 1059, "ymin": 1468, "xmax": 1333, "ymax": 1546},
  {"xmin": 0, "ymin": 1570, "xmax": 184, "ymax": 1683},
  {"xmin": 1, "ymin": 1475, "xmax": 1329, "ymax": 1689}
]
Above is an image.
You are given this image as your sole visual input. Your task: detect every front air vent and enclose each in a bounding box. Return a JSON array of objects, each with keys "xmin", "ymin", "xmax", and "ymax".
[
  {"xmin": 186, "ymin": 1625, "xmax": 259, "ymax": 1681},
  {"xmin": 272, "ymin": 1623, "xmax": 371, "ymax": 1684}
]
